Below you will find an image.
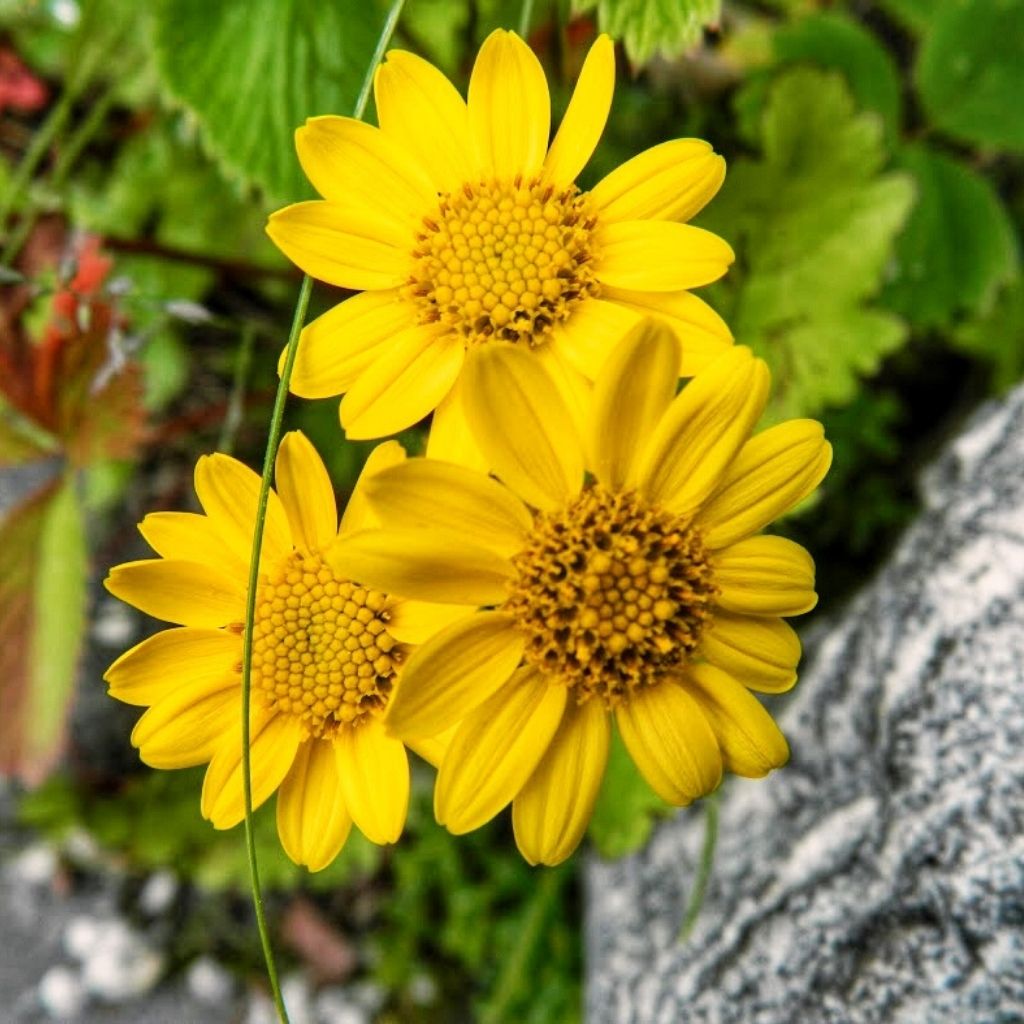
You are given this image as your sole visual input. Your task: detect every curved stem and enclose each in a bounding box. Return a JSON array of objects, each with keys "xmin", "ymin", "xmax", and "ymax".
[
  {"xmin": 679, "ymin": 790, "xmax": 720, "ymax": 940},
  {"xmin": 519, "ymin": 0, "xmax": 536, "ymax": 37},
  {"xmin": 238, "ymin": 3, "xmax": 406, "ymax": 1021}
]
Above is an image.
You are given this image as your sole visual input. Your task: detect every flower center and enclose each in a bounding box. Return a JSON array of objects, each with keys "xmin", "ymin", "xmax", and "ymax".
[
  {"xmin": 248, "ymin": 552, "xmax": 400, "ymax": 737},
  {"xmin": 405, "ymin": 177, "xmax": 599, "ymax": 347},
  {"xmin": 504, "ymin": 488, "xmax": 718, "ymax": 708}
]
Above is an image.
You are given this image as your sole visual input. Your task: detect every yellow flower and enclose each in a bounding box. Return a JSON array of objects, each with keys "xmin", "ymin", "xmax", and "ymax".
[
  {"xmin": 267, "ymin": 30, "xmax": 734, "ymax": 465},
  {"xmin": 103, "ymin": 432, "xmax": 464, "ymax": 870},
  {"xmin": 333, "ymin": 321, "xmax": 832, "ymax": 866}
]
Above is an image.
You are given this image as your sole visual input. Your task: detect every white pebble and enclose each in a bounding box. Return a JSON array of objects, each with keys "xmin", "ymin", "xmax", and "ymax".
[
  {"xmin": 38, "ymin": 965, "xmax": 87, "ymax": 1020},
  {"xmin": 81, "ymin": 920, "xmax": 164, "ymax": 1001},
  {"xmin": 92, "ymin": 600, "xmax": 135, "ymax": 647},
  {"xmin": 138, "ymin": 870, "xmax": 178, "ymax": 916},
  {"xmin": 282, "ymin": 973, "xmax": 315, "ymax": 1024},
  {"xmin": 186, "ymin": 957, "xmax": 235, "ymax": 1005},
  {"xmin": 64, "ymin": 915, "xmax": 100, "ymax": 961},
  {"xmin": 315, "ymin": 988, "xmax": 368, "ymax": 1024},
  {"xmin": 10, "ymin": 844, "xmax": 58, "ymax": 886}
]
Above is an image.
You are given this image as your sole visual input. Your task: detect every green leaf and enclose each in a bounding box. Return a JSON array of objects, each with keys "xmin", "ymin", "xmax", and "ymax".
[
  {"xmin": 572, "ymin": 0, "xmax": 721, "ymax": 65},
  {"xmin": 773, "ymin": 12, "xmax": 902, "ymax": 141},
  {"xmin": 700, "ymin": 68, "xmax": 915, "ymax": 420},
  {"xmin": 589, "ymin": 728, "xmax": 671, "ymax": 858},
  {"xmin": 875, "ymin": 0, "xmax": 933, "ymax": 33},
  {"xmin": 881, "ymin": 144, "xmax": 1019, "ymax": 328},
  {"xmin": 915, "ymin": 0, "xmax": 1024, "ymax": 152},
  {"xmin": 0, "ymin": 475, "xmax": 88, "ymax": 784},
  {"xmin": 150, "ymin": 0, "xmax": 388, "ymax": 202},
  {"xmin": 953, "ymin": 276, "xmax": 1024, "ymax": 392}
]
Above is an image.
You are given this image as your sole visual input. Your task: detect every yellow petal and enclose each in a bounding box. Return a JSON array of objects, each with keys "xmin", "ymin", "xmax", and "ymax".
[
  {"xmin": 591, "ymin": 319, "xmax": 681, "ymax": 492},
  {"xmin": 361, "ymin": 458, "xmax": 532, "ymax": 557},
  {"xmin": 385, "ymin": 599, "xmax": 476, "ymax": 645},
  {"xmin": 435, "ymin": 666, "xmax": 567, "ymax": 834},
  {"xmin": 340, "ymin": 327, "xmax": 463, "ymax": 440},
  {"xmin": 338, "ymin": 441, "xmax": 407, "ymax": 536},
  {"xmin": 550, "ymin": 298, "xmax": 644, "ymax": 380},
  {"xmin": 407, "ymin": 724, "xmax": 458, "ymax": 770},
  {"xmin": 131, "ymin": 676, "xmax": 239, "ymax": 769},
  {"xmin": 590, "ymin": 139, "xmax": 726, "ymax": 223},
  {"xmin": 713, "ymin": 536, "xmax": 817, "ymax": 616},
  {"xmin": 137, "ymin": 512, "xmax": 247, "ymax": 579},
  {"xmin": 697, "ymin": 421, "xmax": 833, "ymax": 549},
  {"xmin": 595, "ymin": 221, "xmax": 735, "ymax": 291},
  {"xmin": 330, "ymin": 528, "xmax": 513, "ymax": 605},
  {"xmin": 275, "ymin": 431, "xmax": 337, "ymax": 555},
  {"xmin": 601, "ymin": 288, "xmax": 733, "ymax": 376},
  {"xmin": 512, "ymin": 699, "xmax": 610, "ymax": 866},
  {"xmin": 468, "ymin": 30, "xmax": 549, "ymax": 180},
  {"xmin": 201, "ymin": 710, "xmax": 304, "ymax": 829},
  {"xmin": 385, "ymin": 612, "xmax": 524, "ymax": 741},
  {"xmin": 105, "ymin": 560, "xmax": 244, "ymax": 628},
  {"xmin": 334, "ymin": 718, "xmax": 409, "ymax": 844},
  {"xmin": 531, "ymin": 347, "xmax": 592, "ymax": 466},
  {"xmin": 287, "ymin": 290, "xmax": 416, "ymax": 399},
  {"xmin": 374, "ymin": 48, "xmax": 476, "ymax": 193},
  {"xmin": 682, "ymin": 663, "xmax": 789, "ymax": 777},
  {"xmin": 277, "ymin": 738, "xmax": 353, "ymax": 871},
  {"xmin": 296, "ymin": 116, "xmax": 434, "ymax": 227},
  {"xmin": 616, "ymin": 681, "xmax": 722, "ymax": 805},
  {"xmin": 700, "ymin": 612, "xmax": 801, "ymax": 694},
  {"xmin": 194, "ymin": 453, "xmax": 292, "ymax": 567},
  {"xmin": 462, "ymin": 343, "xmax": 584, "ymax": 511},
  {"xmin": 105, "ymin": 627, "xmax": 240, "ymax": 706},
  {"xmin": 637, "ymin": 347, "xmax": 769, "ymax": 515},
  {"xmin": 266, "ymin": 201, "xmax": 411, "ymax": 290},
  {"xmin": 542, "ymin": 34, "xmax": 615, "ymax": 187},
  {"xmin": 425, "ymin": 380, "xmax": 490, "ymax": 473}
]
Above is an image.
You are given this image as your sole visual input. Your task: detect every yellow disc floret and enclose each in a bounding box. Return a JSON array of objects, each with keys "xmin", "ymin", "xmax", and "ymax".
[
  {"xmin": 505, "ymin": 488, "xmax": 718, "ymax": 707},
  {"xmin": 247, "ymin": 552, "xmax": 400, "ymax": 737},
  {"xmin": 406, "ymin": 177, "xmax": 599, "ymax": 347}
]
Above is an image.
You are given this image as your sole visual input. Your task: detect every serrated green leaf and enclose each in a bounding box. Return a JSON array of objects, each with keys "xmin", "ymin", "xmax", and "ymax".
[
  {"xmin": 0, "ymin": 475, "xmax": 88, "ymax": 785},
  {"xmin": 916, "ymin": 0, "xmax": 1024, "ymax": 152},
  {"xmin": 573, "ymin": 0, "xmax": 721, "ymax": 65},
  {"xmin": 881, "ymin": 144, "xmax": 1019, "ymax": 329},
  {"xmin": 588, "ymin": 728, "xmax": 671, "ymax": 858},
  {"xmin": 150, "ymin": 0, "xmax": 387, "ymax": 202},
  {"xmin": 953, "ymin": 276, "xmax": 1024, "ymax": 393},
  {"xmin": 700, "ymin": 69, "xmax": 914, "ymax": 420},
  {"xmin": 773, "ymin": 12, "xmax": 902, "ymax": 141}
]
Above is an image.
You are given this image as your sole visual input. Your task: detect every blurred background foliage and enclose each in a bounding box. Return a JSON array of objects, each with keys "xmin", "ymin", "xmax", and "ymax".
[{"xmin": 1, "ymin": 0, "xmax": 1021, "ymax": 1019}]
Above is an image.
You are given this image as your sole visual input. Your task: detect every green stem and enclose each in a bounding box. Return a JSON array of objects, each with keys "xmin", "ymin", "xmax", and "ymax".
[
  {"xmin": 679, "ymin": 790, "xmax": 720, "ymax": 940},
  {"xmin": 238, "ymin": 3, "xmax": 406, "ymax": 1021},
  {"xmin": 480, "ymin": 867, "xmax": 567, "ymax": 1024},
  {"xmin": 519, "ymin": 0, "xmax": 536, "ymax": 37}
]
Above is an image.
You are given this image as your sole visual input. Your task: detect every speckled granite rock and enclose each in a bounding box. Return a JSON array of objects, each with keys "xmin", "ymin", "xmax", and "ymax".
[{"xmin": 585, "ymin": 388, "xmax": 1024, "ymax": 1024}]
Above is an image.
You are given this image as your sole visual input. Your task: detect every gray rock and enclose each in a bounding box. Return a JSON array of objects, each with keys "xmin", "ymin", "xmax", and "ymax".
[{"xmin": 585, "ymin": 387, "xmax": 1024, "ymax": 1024}]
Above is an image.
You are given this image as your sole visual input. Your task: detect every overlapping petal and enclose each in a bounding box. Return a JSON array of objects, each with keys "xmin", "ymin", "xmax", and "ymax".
[
  {"xmin": 616, "ymin": 681, "xmax": 722, "ymax": 805},
  {"xmin": 683, "ymin": 663, "xmax": 789, "ymax": 777},
  {"xmin": 385, "ymin": 612, "xmax": 524, "ymax": 741},
  {"xmin": 462, "ymin": 343, "xmax": 584, "ymax": 511},
  {"xmin": 276, "ymin": 431, "xmax": 337, "ymax": 554},
  {"xmin": 713, "ymin": 536, "xmax": 818, "ymax": 616},
  {"xmin": 277, "ymin": 738, "xmax": 353, "ymax": 871},
  {"xmin": 334, "ymin": 717, "xmax": 409, "ymax": 844},
  {"xmin": 435, "ymin": 666, "xmax": 567, "ymax": 834},
  {"xmin": 700, "ymin": 613, "xmax": 802, "ymax": 694},
  {"xmin": 512, "ymin": 699, "xmax": 609, "ymax": 866},
  {"xmin": 104, "ymin": 560, "xmax": 243, "ymax": 628}
]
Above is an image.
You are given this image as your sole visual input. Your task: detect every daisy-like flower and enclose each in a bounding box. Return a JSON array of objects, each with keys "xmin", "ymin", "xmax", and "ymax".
[
  {"xmin": 266, "ymin": 30, "xmax": 734, "ymax": 465},
  {"xmin": 332, "ymin": 321, "xmax": 832, "ymax": 866},
  {"xmin": 103, "ymin": 432, "xmax": 464, "ymax": 870}
]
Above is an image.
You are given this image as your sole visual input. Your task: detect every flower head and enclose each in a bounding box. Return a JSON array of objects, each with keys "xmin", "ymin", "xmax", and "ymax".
[
  {"xmin": 333, "ymin": 321, "xmax": 832, "ymax": 865},
  {"xmin": 103, "ymin": 432, "xmax": 464, "ymax": 870},
  {"xmin": 267, "ymin": 31, "xmax": 734, "ymax": 465}
]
